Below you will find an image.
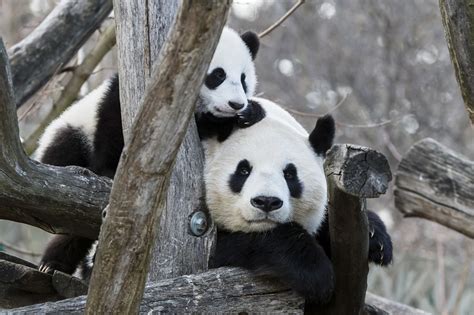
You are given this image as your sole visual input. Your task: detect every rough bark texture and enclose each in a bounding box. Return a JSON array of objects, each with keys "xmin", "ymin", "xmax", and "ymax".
[
  {"xmin": 6, "ymin": 269, "xmax": 430, "ymax": 314},
  {"xmin": 0, "ymin": 39, "xmax": 112, "ymax": 239},
  {"xmin": 10, "ymin": 268, "xmax": 305, "ymax": 314},
  {"xmin": 84, "ymin": 2, "xmax": 232, "ymax": 313},
  {"xmin": 0, "ymin": 253, "xmax": 87, "ymax": 309},
  {"xmin": 8, "ymin": 0, "xmax": 113, "ymax": 108},
  {"xmin": 395, "ymin": 138, "xmax": 474, "ymax": 238},
  {"xmin": 312, "ymin": 144, "xmax": 392, "ymax": 315},
  {"xmin": 439, "ymin": 0, "xmax": 474, "ymax": 124},
  {"xmin": 114, "ymin": 0, "xmax": 216, "ymax": 282}
]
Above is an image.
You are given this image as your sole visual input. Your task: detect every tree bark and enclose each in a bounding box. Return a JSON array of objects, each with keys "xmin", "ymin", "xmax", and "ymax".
[
  {"xmin": 114, "ymin": 0, "xmax": 216, "ymax": 282},
  {"xmin": 395, "ymin": 138, "xmax": 474, "ymax": 238},
  {"xmin": 314, "ymin": 144, "xmax": 392, "ymax": 315},
  {"xmin": 439, "ymin": 0, "xmax": 474, "ymax": 124},
  {"xmin": 0, "ymin": 39, "xmax": 112, "ymax": 239},
  {"xmin": 84, "ymin": 1, "xmax": 232, "ymax": 313},
  {"xmin": 8, "ymin": 0, "xmax": 113, "ymax": 108}
]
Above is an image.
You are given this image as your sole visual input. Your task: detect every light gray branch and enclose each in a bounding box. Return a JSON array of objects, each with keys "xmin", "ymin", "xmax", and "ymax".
[
  {"xmin": 0, "ymin": 38, "xmax": 112, "ymax": 239},
  {"xmin": 395, "ymin": 138, "xmax": 474, "ymax": 238},
  {"xmin": 8, "ymin": 0, "xmax": 113, "ymax": 108}
]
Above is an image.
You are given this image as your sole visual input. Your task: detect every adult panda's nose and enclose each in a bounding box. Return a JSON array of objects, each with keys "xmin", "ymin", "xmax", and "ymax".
[
  {"xmin": 228, "ymin": 101, "xmax": 245, "ymax": 110},
  {"xmin": 251, "ymin": 196, "xmax": 283, "ymax": 212}
]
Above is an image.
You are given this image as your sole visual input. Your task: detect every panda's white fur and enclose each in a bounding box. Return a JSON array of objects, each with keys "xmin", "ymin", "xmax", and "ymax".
[{"xmin": 204, "ymin": 98, "xmax": 328, "ymax": 234}]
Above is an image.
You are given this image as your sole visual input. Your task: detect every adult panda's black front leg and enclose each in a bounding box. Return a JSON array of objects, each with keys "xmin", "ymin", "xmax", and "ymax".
[
  {"xmin": 315, "ymin": 210, "xmax": 393, "ymax": 266},
  {"xmin": 212, "ymin": 222, "xmax": 335, "ymax": 304}
]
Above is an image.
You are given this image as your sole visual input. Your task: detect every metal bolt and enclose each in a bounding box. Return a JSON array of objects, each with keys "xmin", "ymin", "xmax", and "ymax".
[{"xmin": 189, "ymin": 211, "xmax": 208, "ymax": 236}]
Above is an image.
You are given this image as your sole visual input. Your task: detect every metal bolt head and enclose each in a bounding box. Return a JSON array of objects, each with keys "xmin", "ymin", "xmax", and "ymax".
[{"xmin": 189, "ymin": 211, "xmax": 208, "ymax": 236}]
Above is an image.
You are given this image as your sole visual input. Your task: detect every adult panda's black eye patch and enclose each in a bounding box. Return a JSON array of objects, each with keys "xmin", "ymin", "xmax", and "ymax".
[
  {"xmin": 205, "ymin": 67, "xmax": 226, "ymax": 90},
  {"xmin": 283, "ymin": 163, "xmax": 303, "ymax": 198},
  {"xmin": 229, "ymin": 159, "xmax": 252, "ymax": 193}
]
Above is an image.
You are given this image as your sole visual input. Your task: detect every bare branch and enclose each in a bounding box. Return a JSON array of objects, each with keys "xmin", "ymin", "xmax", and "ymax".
[
  {"xmin": 395, "ymin": 138, "xmax": 474, "ymax": 238},
  {"xmin": 258, "ymin": 0, "xmax": 305, "ymax": 38},
  {"xmin": 9, "ymin": 0, "xmax": 113, "ymax": 108},
  {"xmin": 23, "ymin": 23, "xmax": 117, "ymax": 155},
  {"xmin": 84, "ymin": 1, "xmax": 232, "ymax": 313},
  {"xmin": 0, "ymin": 38, "xmax": 112, "ymax": 239}
]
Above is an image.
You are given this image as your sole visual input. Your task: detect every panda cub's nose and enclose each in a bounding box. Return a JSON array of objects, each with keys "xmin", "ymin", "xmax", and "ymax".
[
  {"xmin": 251, "ymin": 196, "xmax": 283, "ymax": 212},
  {"xmin": 228, "ymin": 101, "xmax": 245, "ymax": 110}
]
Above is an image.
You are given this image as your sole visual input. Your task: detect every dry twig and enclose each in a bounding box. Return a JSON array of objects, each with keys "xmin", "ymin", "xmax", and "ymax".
[{"xmin": 258, "ymin": 0, "xmax": 305, "ymax": 38}]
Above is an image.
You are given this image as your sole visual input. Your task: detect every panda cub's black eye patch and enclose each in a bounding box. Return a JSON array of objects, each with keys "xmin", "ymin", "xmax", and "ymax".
[
  {"xmin": 283, "ymin": 163, "xmax": 303, "ymax": 198},
  {"xmin": 205, "ymin": 67, "xmax": 227, "ymax": 90},
  {"xmin": 241, "ymin": 73, "xmax": 247, "ymax": 93},
  {"xmin": 229, "ymin": 159, "xmax": 252, "ymax": 193}
]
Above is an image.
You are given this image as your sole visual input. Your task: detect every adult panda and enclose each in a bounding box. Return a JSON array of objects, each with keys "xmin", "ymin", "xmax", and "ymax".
[
  {"xmin": 37, "ymin": 26, "xmax": 260, "ymax": 275},
  {"xmin": 202, "ymin": 98, "xmax": 393, "ymax": 303}
]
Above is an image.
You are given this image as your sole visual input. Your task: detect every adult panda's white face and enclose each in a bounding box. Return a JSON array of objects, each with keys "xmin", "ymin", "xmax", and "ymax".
[
  {"xmin": 205, "ymin": 99, "xmax": 335, "ymax": 234},
  {"xmin": 198, "ymin": 27, "xmax": 259, "ymax": 117}
]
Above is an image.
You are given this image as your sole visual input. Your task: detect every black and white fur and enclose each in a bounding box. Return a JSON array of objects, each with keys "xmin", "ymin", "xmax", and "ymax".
[
  {"xmin": 37, "ymin": 27, "xmax": 260, "ymax": 277},
  {"xmin": 203, "ymin": 98, "xmax": 392, "ymax": 303}
]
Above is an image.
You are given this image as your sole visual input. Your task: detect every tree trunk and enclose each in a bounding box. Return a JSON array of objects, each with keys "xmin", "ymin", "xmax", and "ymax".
[
  {"xmin": 113, "ymin": 0, "xmax": 217, "ymax": 283},
  {"xmin": 85, "ymin": 1, "xmax": 231, "ymax": 313}
]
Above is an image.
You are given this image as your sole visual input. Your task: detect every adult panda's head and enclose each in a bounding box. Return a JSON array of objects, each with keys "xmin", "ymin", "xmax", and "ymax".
[
  {"xmin": 204, "ymin": 98, "xmax": 335, "ymax": 234},
  {"xmin": 198, "ymin": 27, "xmax": 259, "ymax": 117}
]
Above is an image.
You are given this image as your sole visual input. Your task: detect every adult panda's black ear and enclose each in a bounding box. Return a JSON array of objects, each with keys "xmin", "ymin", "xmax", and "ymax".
[
  {"xmin": 241, "ymin": 31, "xmax": 259, "ymax": 60},
  {"xmin": 309, "ymin": 115, "xmax": 335, "ymax": 157}
]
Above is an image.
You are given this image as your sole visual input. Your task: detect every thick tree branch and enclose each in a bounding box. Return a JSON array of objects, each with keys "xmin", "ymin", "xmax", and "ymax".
[
  {"xmin": 0, "ymin": 38, "xmax": 112, "ymax": 239},
  {"xmin": 395, "ymin": 138, "xmax": 474, "ymax": 238},
  {"xmin": 84, "ymin": 1, "xmax": 232, "ymax": 313},
  {"xmin": 439, "ymin": 0, "xmax": 474, "ymax": 124},
  {"xmin": 313, "ymin": 144, "xmax": 392, "ymax": 315},
  {"xmin": 23, "ymin": 23, "xmax": 117, "ymax": 155},
  {"xmin": 8, "ymin": 0, "xmax": 113, "ymax": 108}
]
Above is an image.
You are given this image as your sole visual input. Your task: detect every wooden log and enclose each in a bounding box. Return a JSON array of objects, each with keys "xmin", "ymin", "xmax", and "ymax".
[
  {"xmin": 114, "ymin": 0, "xmax": 216, "ymax": 282},
  {"xmin": 0, "ymin": 259, "xmax": 87, "ymax": 309},
  {"xmin": 395, "ymin": 138, "xmax": 474, "ymax": 238},
  {"xmin": 0, "ymin": 39, "xmax": 112, "ymax": 239},
  {"xmin": 8, "ymin": 0, "xmax": 113, "ymax": 108},
  {"xmin": 6, "ymin": 268, "xmax": 430, "ymax": 314},
  {"xmin": 439, "ymin": 0, "xmax": 474, "ymax": 124},
  {"xmin": 313, "ymin": 144, "xmax": 392, "ymax": 315},
  {"xmin": 10, "ymin": 267, "xmax": 304, "ymax": 314},
  {"xmin": 84, "ymin": 1, "xmax": 232, "ymax": 313}
]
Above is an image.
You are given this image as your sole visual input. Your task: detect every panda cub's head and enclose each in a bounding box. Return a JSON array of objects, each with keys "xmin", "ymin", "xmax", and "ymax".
[
  {"xmin": 198, "ymin": 27, "xmax": 259, "ymax": 117},
  {"xmin": 204, "ymin": 98, "xmax": 335, "ymax": 234}
]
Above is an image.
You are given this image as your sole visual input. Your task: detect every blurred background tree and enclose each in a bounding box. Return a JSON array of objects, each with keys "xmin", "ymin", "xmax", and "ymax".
[{"xmin": 0, "ymin": 0, "xmax": 472, "ymax": 314}]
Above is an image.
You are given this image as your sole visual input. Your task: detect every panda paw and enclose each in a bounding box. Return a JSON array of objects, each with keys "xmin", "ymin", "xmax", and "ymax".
[
  {"xmin": 38, "ymin": 260, "xmax": 71, "ymax": 275},
  {"xmin": 367, "ymin": 211, "xmax": 393, "ymax": 266}
]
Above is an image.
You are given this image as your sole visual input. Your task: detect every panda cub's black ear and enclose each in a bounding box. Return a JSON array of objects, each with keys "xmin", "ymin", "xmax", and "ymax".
[
  {"xmin": 309, "ymin": 115, "xmax": 335, "ymax": 157},
  {"xmin": 241, "ymin": 31, "xmax": 259, "ymax": 60}
]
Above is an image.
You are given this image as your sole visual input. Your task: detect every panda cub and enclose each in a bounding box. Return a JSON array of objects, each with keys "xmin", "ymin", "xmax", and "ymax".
[
  {"xmin": 37, "ymin": 27, "xmax": 260, "ymax": 276},
  {"xmin": 203, "ymin": 98, "xmax": 393, "ymax": 303}
]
